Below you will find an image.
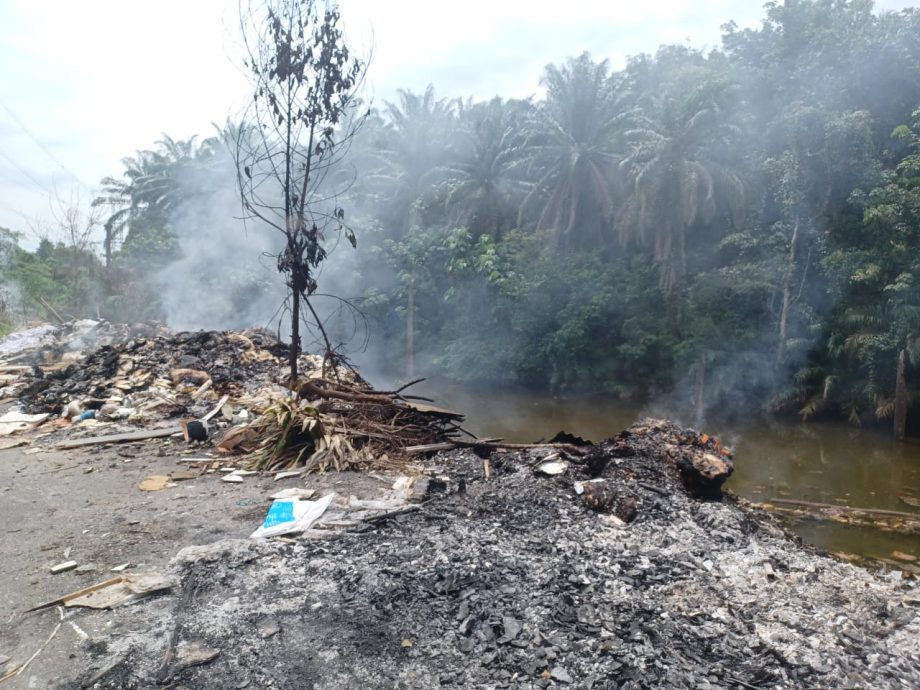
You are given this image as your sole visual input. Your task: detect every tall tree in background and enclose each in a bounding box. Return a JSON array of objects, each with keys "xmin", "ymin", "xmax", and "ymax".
[
  {"xmin": 619, "ymin": 78, "xmax": 745, "ymax": 294},
  {"xmin": 439, "ymin": 97, "xmax": 531, "ymax": 238},
  {"xmin": 237, "ymin": 0, "xmax": 365, "ymax": 382},
  {"xmin": 520, "ymin": 53, "xmax": 628, "ymax": 251}
]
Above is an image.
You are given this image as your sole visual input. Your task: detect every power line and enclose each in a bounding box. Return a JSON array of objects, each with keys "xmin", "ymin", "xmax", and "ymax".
[
  {"xmin": 0, "ymin": 148, "xmax": 51, "ymax": 194},
  {"xmin": 0, "ymin": 98, "xmax": 91, "ymax": 191}
]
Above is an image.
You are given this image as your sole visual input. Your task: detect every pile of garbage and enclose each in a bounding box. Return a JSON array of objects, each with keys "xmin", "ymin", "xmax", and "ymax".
[
  {"xmin": 78, "ymin": 420, "xmax": 920, "ymax": 690},
  {"xmin": 0, "ymin": 321, "xmax": 464, "ymax": 470}
]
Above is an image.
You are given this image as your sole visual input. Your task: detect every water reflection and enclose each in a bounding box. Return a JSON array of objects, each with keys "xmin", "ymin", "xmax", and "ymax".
[{"xmin": 426, "ymin": 383, "xmax": 920, "ymax": 561}]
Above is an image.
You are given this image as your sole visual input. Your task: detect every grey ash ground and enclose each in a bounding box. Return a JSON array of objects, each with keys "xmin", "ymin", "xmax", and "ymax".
[{"xmin": 84, "ymin": 422, "xmax": 920, "ymax": 690}]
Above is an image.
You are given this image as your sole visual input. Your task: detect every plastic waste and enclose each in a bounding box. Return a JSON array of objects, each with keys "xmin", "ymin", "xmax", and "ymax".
[{"xmin": 250, "ymin": 493, "xmax": 334, "ymax": 538}]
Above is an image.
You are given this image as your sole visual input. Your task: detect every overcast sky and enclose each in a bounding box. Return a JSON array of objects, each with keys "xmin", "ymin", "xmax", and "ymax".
[{"xmin": 0, "ymin": 0, "xmax": 914, "ymax": 240}]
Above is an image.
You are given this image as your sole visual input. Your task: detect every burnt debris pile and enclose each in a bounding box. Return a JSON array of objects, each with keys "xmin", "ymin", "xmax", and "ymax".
[
  {"xmin": 93, "ymin": 421, "xmax": 919, "ymax": 690},
  {"xmin": 0, "ymin": 321, "xmax": 462, "ymax": 470}
]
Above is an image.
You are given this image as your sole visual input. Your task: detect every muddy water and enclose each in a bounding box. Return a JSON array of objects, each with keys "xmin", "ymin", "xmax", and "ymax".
[{"xmin": 429, "ymin": 385, "xmax": 920, "ymax": 561}]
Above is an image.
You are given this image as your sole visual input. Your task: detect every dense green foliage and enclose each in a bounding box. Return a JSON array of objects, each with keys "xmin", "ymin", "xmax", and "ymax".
[{"xmin": 3, "ymin": 0, "xmax": 920, "ymax": 431}]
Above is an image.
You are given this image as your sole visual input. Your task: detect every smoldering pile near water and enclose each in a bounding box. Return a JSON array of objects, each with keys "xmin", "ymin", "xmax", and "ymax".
[
  {"xmin": 80, "ymin": 421, "xmax": 919, "ymax": 690},
  {"xmin": 0, "ymin": 320, "xmax": 465, "ymax": 471}
]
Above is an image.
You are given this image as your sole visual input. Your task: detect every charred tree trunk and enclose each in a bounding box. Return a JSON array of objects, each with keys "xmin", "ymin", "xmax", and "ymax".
[
  {"xmin": 291, "ymin": 288, "xmax": 301, "ymax": 384},
  {"xmin": 406, "ymin": 272, "xmax": 415, "ymax": 378},
  {"xmin": 894, "ymin": 348, "xmax": 908, "ymax": 441}
]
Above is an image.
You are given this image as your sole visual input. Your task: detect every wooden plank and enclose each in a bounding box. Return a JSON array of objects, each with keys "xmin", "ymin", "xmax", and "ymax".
[
  {"xmin": 55, "ymin": 427, "xmax": 182, "ymax": 449},
  {"xmin": 399, "ymin": 401, "xmax": 464, "ymax": 419},
  {"xmin": 201, "ymin": 394, "xmax": 230, "ymax": 423},
  {"xmin": 404, "ymin": 437, "xmax": 504, "ymax": 455},
  {"xmin": 404, "ymin": 442, "xmax": 455, "ymax": 455},
  {"xmin": 769, "ymin": 497, "xmax": 920, "ymax": 520}
]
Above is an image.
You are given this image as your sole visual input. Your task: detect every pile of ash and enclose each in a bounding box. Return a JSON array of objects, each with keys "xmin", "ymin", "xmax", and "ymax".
[{"xmin": 84, "ymin": 420, "xmax": 920, "ymax": 690}]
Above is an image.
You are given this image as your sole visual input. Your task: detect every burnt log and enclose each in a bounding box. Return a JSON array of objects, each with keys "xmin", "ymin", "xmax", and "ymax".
[
  {"xmin": 673, "ymin": 450, "xmax": 733, "ymax": 498},
  {"xmin": 577, "ymin": 479, "xmax": 639, "ymax": 522}
]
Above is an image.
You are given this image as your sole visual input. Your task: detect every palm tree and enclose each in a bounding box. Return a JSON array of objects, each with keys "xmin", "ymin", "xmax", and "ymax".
[
  {"xmin": 619, "ymin": 79, "xmax": 745, "ymax": 294},
  {"xmin": 362, "ymin": 86, "xmax": 457, "ymax": 375},
  {"xmin": 438, "ymin": 97, "xmax": 531, "ymax": 238},
  {"xmin": 518, "ymin": 53, "xmax": 630, "ymax": 251},
  {"xmin": 368, "ymin": 85, "xmax": 458, "ymax": 239},
  {"xmin": 93, "ymin": 134, "xmax": 228, "ymax": 265}
]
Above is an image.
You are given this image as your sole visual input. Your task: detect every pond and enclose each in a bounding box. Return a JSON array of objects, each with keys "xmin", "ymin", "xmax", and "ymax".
[{"xmin": 422, "ymin": 384, "xmax": 920, "ymax": 563}]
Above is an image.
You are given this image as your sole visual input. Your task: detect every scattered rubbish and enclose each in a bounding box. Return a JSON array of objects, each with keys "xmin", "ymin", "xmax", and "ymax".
[
  {"xmin": 110, "ymin": 562, "xmax": 131, "ymax": 572},
  {"xmin": 577, "ymin": 479, "xmax": 639, "ymax": 523},
  {"xmin": 76, "ymin": 410, "xmax": 96, "ymax": 422},
  {"xmin": 258, "ymin": 617, "xmax": 281, "ymax": 639},
  {"xmin": 180, "ymin": 419, "xmax": 209, "ymax": 443},
  {"xmin": 50, "ymin": 560, "xmax": 78, "ymax": 574},
  {"xmin": 56, "ymin": 427, "xmax": 182, "ymax": 449},
  {"xmin": 75, "ymin": 564, "xmax": 97, "ymax": 573},
  {"xmin": 138, "ymin": 475, "xmax": 176, "ymax": 492},
  {"xmin": 29, "ymin": 572, "xmax": 175, "ymax": 611},
  {"xmin": 757, "ymin": 497, "xmax": 920, "ymax": 535},
  {"xmin": 406, "ymin": 477, "xmax": 447, "ymax": 503},
  {"xmin": 222, "ymin": 474, "xmax": 244, "ymax": 483},
  {"xmin": 550, "ymin": 666, "xmax": 573, "ymax": 684},
  {"xmin": 169, "ymin": 470, "xmax": 198, "ymax": 481},
  {"xmin": 536, "ymin": 459, "xmax": 568, "ymax": 476},
  {"xmin": 250, "ymin": 493, "xmax": 334, "ymax": 538},
  {"xmin": 392, "ymin": 476, "xmax": 412, "ymax": 492},
  {"xmin": 62, "ymin": 401, "xmax": 83, "ymax": 419},
  {"xmin": 173, "ymin": 641, "xmax": 220, "ymax": 672},
  {"xmin": 191, "ymin": 378, "xmax": 213, "ymax": 400},
  {"xmin": 170, "ymin": 368, "xmax": 210, "ymax": 386},
  {"xmin": 0, "ymin": 437, "xmax": 29, "ymax": 450},
  {"xmin": 897, "ymin": 493, "xmax": 920, "ymax": 510},
  {"xmin": 0, "ymin": 411, "xmax": 49, "ymax": 437},
  {"xmin": 269, "ymin": 487, "xmax": 316, "ymax": 500},
  {"xmin": 0, "ymin": 324, "xmax": 57, "ymax": 356},
  {"xmin": 201, "ymin": 394, "xmax": 230, "ymax": 423},
  {"xmin": 273, "ymin": 470, "xmax": 302, "ymax": 481}
]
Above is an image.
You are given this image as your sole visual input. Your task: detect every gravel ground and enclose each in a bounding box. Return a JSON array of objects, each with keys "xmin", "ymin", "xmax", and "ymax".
[{"xmin": 79, "ymin": 421, "xmax": 920, "ymax": 690}]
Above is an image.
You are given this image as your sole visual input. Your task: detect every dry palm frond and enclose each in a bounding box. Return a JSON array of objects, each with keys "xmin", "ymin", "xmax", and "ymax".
[{"xmin": 242, "ymin": 377, "xmax": 463, "ymax": 473}]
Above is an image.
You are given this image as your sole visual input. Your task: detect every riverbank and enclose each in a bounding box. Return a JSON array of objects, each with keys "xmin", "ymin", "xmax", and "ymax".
[
  {"xmin": 1, "ymin": 420, "xmax": 918, "ymax": 689},
  {"xmin": 423, "ymin": 383, "xmax": 920, "ymax": 562}
]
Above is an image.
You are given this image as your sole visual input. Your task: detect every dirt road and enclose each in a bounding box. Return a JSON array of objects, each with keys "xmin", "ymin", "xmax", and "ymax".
[{"xmin": 0, "ymin": 437, "xmax": 382, "ymax": 689}]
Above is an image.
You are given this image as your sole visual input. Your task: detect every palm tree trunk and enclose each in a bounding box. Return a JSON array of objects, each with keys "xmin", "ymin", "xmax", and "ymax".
[
  {"xmin": 406, "ymin": 272, "xmax": 415, "ymax": 378},
  {"xmin": 776, "ymin": 212, "xmax": 800, "ymax": 370},
  {"xmin": 694, "ymin": 351, "xmax": 706, "ymax": 428},
  {"xmin": 894, "ymin": 348, "xmax": 908, "ymax": 441}
]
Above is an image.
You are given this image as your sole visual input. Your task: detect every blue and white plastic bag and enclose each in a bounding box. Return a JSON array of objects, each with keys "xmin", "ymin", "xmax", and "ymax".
[{"xmin": 250, "ymin": 493, "xmax": 335, "ymax": 538}]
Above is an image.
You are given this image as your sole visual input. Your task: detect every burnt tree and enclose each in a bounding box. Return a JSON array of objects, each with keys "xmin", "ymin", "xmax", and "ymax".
[{"xmin": 237, "ymin": 0, "xmax": 365, "ymax": 382}]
